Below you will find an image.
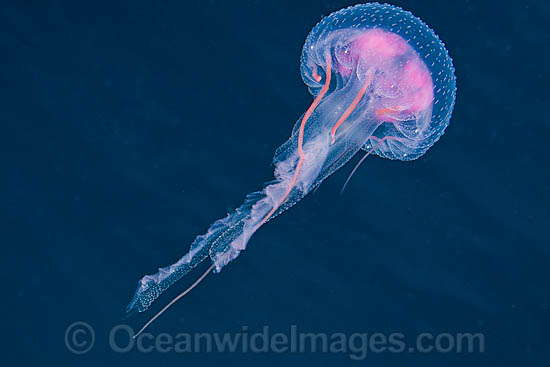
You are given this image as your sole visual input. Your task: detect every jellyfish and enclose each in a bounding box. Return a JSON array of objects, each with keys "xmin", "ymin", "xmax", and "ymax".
[{"xmin": 127, "ymin": 2, "xmax": 456, "ymax": 335}]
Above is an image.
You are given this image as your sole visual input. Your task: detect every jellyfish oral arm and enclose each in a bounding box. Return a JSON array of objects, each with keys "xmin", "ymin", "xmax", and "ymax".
[
  {"xmin": 210, "ymin": 52, "xmax": 334, "ymax": 268},
  {"xmin": 125, "ymin": 54, "xmax": 333, "ymax": 316}
]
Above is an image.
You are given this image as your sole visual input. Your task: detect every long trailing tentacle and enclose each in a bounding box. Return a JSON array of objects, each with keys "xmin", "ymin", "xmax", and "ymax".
[
  {"xmin": 133, "ymin": 264, "xmax": 215, "ymax": 338},
  {"xmin": 340, "ymin": 136, "xmax": 389, "ymax": 194}
]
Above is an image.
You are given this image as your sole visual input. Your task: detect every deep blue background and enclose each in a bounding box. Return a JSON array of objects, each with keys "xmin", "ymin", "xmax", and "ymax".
[{"xmin": 2, "ymin": 0, "xmax": 549, "ymax": 366}]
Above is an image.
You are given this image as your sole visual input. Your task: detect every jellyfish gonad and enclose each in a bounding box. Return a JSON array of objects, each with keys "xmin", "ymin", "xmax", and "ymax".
[{"xmin": 127, "ymin": 2, "xmax": 456, "ymax": 335}]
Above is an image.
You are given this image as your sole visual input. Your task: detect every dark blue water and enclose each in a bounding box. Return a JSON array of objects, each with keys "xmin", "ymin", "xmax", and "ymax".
[{"xmin": 2, "ymin": 1, "xmax": 548, "ymax": 366}]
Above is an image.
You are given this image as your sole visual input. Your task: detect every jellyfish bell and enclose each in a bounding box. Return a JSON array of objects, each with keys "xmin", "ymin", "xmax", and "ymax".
[{"xmin": 301, "ymin": 3, "xmax": 456, "ymax": 161}]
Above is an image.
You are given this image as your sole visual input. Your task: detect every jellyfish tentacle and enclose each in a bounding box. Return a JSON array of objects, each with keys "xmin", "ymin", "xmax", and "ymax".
[
  {"xmin": 340, "ymin": 136, "xmax": 389, "ymax": 194},
  {"xmin": 133, "ymin": 263, "xmax": 215, "ymax": 338},
  {"xmin": 330, "ymin": 68, "xmax": 375, "ymax": 144},
  {"xmin": 252, "ymin": 52, "xmax": 333, "ymax": 233},
  {"xmin": 375, "ymin": 105, "xmax": 408, "ymax": 116},
  {"xmin": 311, "ymin": 64, "xmax": 322, "ymax": 82}
]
